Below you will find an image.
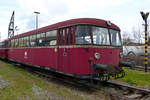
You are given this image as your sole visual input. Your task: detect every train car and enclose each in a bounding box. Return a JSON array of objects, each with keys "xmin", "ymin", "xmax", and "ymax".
[
  {"xmin": 0, "ymin": 18, "xmax": 132, "ymax": 81},
  {"xmin": 0, "ymin": 40, "xmax": 8, "ymax": 59}
]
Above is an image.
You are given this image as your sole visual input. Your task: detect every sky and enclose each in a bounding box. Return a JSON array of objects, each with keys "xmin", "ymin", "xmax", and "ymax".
[{"xmin": 0, "ymin": 0, "xmax": 150, "ymax": 40}]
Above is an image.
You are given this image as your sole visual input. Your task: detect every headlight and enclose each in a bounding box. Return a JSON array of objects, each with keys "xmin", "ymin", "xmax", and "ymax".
[
  {"xmin": 94, "ymin": 53, "xmax": 100, "ymax": 60},
  {"xmin": 120, "ymin": 52, "xmax": 123, "ymax": 58}
]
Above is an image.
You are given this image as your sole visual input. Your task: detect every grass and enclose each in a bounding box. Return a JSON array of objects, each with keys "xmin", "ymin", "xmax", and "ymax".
[
  {"xmin": 0, "ymin": 61, "xmax": 54, "ymax": 100},
  {"xmin": 1, "ymin": 60, "xmax": 150, "ymax": 99},
  {"xmin": 118, "ymin": 68, "xmax": 150, "ymax": 88},
  {"xmin": 0, "ymin": 61, "xmax": 94, "ymax": 100}
]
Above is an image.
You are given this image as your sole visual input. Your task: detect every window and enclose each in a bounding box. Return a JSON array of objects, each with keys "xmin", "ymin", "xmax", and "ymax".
[
  {"xmin": 0, "ymin": 42, "xmax": 4, "ymax": 48},
  {"xmin": 66, "ymin": 28, "xmax": 69, "ymax": 45},
  {"xmin": 8, "ymin": 41, "xmax": 11, "ymax": 48},
  {"xmin": 110, "ymin": 29, "xmax": 122, "ymax": 46},
  {"xmin": 75, "ymin": 25, "xmax": 91, "ymax": 44},
  {"xmin": 11, "ymin": 39, "xmax": 15, "ymax": 48},
  {"xmin": 19, "ymin": 38, "xmax": 24, "ymax": 47},
  {"xmin": 58, "ymin": 30, "xmax": 62, "ymax": 45},
  {"xmin": 67, "ymin": 27, "xmax": 73, "ymax": 45},
  {"xmin": 24, "ymin": 36, "xmax": 29, "ymax": 47},
  {"xmin": 92, "ymin": 26, "xmax": 110, "ymax": 45},
  {"xmin": 30, "ymin": 35, "xmax": 36, "ymax": 47},
  {"xmin": 15, "ymin": 38, "xmax": 18, "ymax": 47},
  {"xmin": 45, "ymin": 30, "xmax": 57, "ymax": 46},
  {"xmin": 37, "ymin": 33, "xmax": 45, "ymax": 46},
  {"xmin": 62, "ymin": 30, "xmax": 65, "ymax": 44},
  {"xmin": 70, "ymin": 27, "xmax": 73, "ymax": 44}
]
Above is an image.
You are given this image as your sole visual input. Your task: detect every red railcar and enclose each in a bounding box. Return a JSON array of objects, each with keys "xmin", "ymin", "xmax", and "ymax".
[{"xmin": 0, "ymin": 18, "xmax": 131, "ymax": 80}]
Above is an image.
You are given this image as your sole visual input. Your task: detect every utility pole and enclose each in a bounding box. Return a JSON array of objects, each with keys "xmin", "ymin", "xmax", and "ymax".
[
  {"xmin": 140, "ymin": 11, "xmax": 149, "ymax": 72},
  {"xmin": 34, "ymin": 11, "xmax": 40, "ymax": 29}
]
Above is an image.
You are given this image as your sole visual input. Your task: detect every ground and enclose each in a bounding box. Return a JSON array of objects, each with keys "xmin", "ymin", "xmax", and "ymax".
[
  {"xmin": 0, "ymin": 60, "xmax": 150, "ymax": 100},
  {"xmin": 118, "ymin": 68, "xmax": 150, "ymax": 88},
  {"xmin": 0, "ymin": 61, "xmax": 111, "ymax": 100}
]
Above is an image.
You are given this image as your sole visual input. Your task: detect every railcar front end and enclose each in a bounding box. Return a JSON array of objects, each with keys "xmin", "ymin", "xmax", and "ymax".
[{"xmin": 71, "ymin": 24, "xmax": 126, "ymax": 81}]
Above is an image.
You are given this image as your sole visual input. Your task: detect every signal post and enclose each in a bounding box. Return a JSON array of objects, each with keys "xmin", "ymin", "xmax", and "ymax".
[{"xmin": 140, "ymin": 11, "xmax": 149, "ymax": 72}]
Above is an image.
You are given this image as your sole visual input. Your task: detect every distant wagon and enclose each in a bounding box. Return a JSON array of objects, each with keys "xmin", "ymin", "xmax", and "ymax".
[{"xmin": 0, "ymin": 18, "xmax": 132, "ymax": 81}]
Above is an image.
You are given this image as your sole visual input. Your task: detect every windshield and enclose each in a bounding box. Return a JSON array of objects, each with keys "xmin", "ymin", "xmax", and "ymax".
[
  {"xmin": 75, "ymin": 25, "xmax": 121, "ymax": 46},
  {"xmin": 92, "ymin": 26, "xmax": 110, "ymax": 45},
  {"xmin": 110, "ymin": 29, "xmax": 122, "ymax": 46},
  {"xmin": 75, "ymin": 25, "xmax": 92, "ymax": 44}
]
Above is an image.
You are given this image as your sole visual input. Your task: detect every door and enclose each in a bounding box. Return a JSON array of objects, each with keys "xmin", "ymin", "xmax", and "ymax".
[{"xmin": 58, "ymin": 27, "xmax": 73, "ymax": 73}]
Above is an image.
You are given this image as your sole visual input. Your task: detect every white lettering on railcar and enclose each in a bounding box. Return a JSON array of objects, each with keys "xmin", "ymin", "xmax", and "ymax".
[{"xmin": 24, "ymin": 51, "xmax": 28, "ymax": 59}]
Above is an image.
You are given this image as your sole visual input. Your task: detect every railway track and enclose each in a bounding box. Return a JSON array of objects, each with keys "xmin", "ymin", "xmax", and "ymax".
[
  {"xmin": 134, "ymin": 65, "xmax": 150, "ymax": 72},
  {"xmin": 6, "ymin": 61, "xmax": 150, "ymax": 100},
  {"xmin": 106, "ymin": 80, "xmax": 150, "ymax": 99}
]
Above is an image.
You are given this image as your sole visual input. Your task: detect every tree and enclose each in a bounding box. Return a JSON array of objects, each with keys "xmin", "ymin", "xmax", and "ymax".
[
  {"xmin": 132, "ymin": 25, "xmax": 144, "ymax": 44},
  {"xmin": 122, "ymin": 31, "xmax": 132, "ymax": 45}
]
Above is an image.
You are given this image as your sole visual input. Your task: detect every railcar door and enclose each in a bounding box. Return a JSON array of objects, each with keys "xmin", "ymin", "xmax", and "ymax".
[{"xmin": 58, "ymin": 27, "xmax": 73, "ymax": 73}]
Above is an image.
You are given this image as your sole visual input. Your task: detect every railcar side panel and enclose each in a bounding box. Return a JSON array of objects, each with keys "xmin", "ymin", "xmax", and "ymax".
[
  {"xmin": 8, "ymin": 48, "xmax": 58, "ymax": 70},
  {"xmin": 58, "ymin": 48, "xmax": 71, "ymax": 73},
  {"xmin": 0, "ymin": 49, "xmax": 5, "ymax": 58}
]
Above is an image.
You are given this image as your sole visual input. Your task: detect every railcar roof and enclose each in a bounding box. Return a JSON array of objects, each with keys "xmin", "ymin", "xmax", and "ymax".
[{"xmin": 10, "ymin": 18, "xmax": 120, "ymax": 40}]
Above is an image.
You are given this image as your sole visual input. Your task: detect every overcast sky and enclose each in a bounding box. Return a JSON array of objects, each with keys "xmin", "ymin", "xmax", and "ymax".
[{"xmin": 0, "ymin": 0, "xmax": 150, "ymax": 40}]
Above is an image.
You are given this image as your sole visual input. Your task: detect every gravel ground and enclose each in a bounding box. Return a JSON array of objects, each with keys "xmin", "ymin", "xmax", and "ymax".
[
  {"xmin": 0, "ymin": 76, "xmax": 9, "ymax": 91},
  {"xmin": 31, "ymin": 82, "xmax": 111, "ymax": 100}
]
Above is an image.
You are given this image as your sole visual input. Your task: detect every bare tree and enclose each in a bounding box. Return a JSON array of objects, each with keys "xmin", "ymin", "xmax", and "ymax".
[
  {"xmin": 132, "ymin": 25, "xmax": 144, "ymax": 44},
  {"xmin": 122, "ymin": 31, "xmax": 132, "ymax": 45}
]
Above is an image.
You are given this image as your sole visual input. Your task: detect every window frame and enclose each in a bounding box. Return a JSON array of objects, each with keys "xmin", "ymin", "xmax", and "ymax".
[
  {"xmin": 45, "ymin": 30, "xmax": 57, "ymax": 46},
  {"xmin": 110, "ymin": 29, "xmax": 122, "ymax": 47},
  {"xmin": 75, "ymin": 25, "xmax": 92, "ymax": 45},
  {"xmin": 92, "ymin": 26, "xmax": 110, "ymax": 46}
]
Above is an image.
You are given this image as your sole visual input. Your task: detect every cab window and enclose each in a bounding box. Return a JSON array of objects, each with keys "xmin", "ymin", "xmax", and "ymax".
[
  {"xmin": 75, "ymin": 25, "xmax": 91, "ymax": 44},
  {"xmin": 92, "ymin": 26, "xmax": 110, "ymax": 45}
]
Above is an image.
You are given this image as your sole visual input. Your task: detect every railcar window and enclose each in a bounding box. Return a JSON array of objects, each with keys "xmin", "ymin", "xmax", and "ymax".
[
  {"xmin": 92, "ymin": 26, "xmax": 110, "ymax": 45},
  {"xmin": 75, "ymin": 25, "xmax": 91, "ymax": 44},
  {"xmin": 62, "ymin": 29, "xmax": 65, "ymax": 44},
  {"xmin": 19, "ymin": 38, "xmax": 24, "ymax": 47},
  {"xmin": 11, "ymin": 40, "xmax": 13, "ymax": 48},
  {"xmin": 0, "ymin": 42, "xmax": 2, "ymax": 48},
  {"xmin": 8, "ymin": 41, "xmax": 11, "ymax": 48},
  {"xmin": 13, "ymin": 40, "xmax": 15, "ymax": 48},
  {"xmin": 46, "ymin": 30, "xmax": 57, "ymax": 46},
  {"xmin": 37, "ymin": 34, "xmax": 41, "ymax": 46},
  {"xmin": 15, "ymin": 39, "xmax": 18, "ymax": 47},
  {"xmin": 30, "ymin": 35, "xmax": 36, "ymax": 47},
  {"xmin": 11, "ymin": 39, "xmax": 15, "ymax": 48},
  {"xmin": 58, "ymin": 30, "xmax": 61, "ymax": 45},
  {"xmin": 4, "ymin": 41, "xmax": 8, "ymax": 48},
  {"xmin": 110, "ymin": 29, "xmax": 122, "ymax": 46},
  {"xmin": 66, "ymin": 28, "xmax": 69, "ymax": 44},
  {"xmin": 24, "ymin": 36, "xmax": 29, "ymax": 47},
  {"xmin": 0, "ymin": 42, "xmax": 4, "ymax": 48},
  {"xmin": 70, "ymin": 27, "xmax": 73, "ymax": 44},
  {"xmin": 37, "ymin": 33, "xmax": 45, "ymax": 46}
]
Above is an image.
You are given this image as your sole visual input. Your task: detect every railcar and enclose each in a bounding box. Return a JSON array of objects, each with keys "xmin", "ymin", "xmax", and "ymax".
[{"xmin": 0, "ymin": 18, "xmax": 132, "ymax": 81}]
